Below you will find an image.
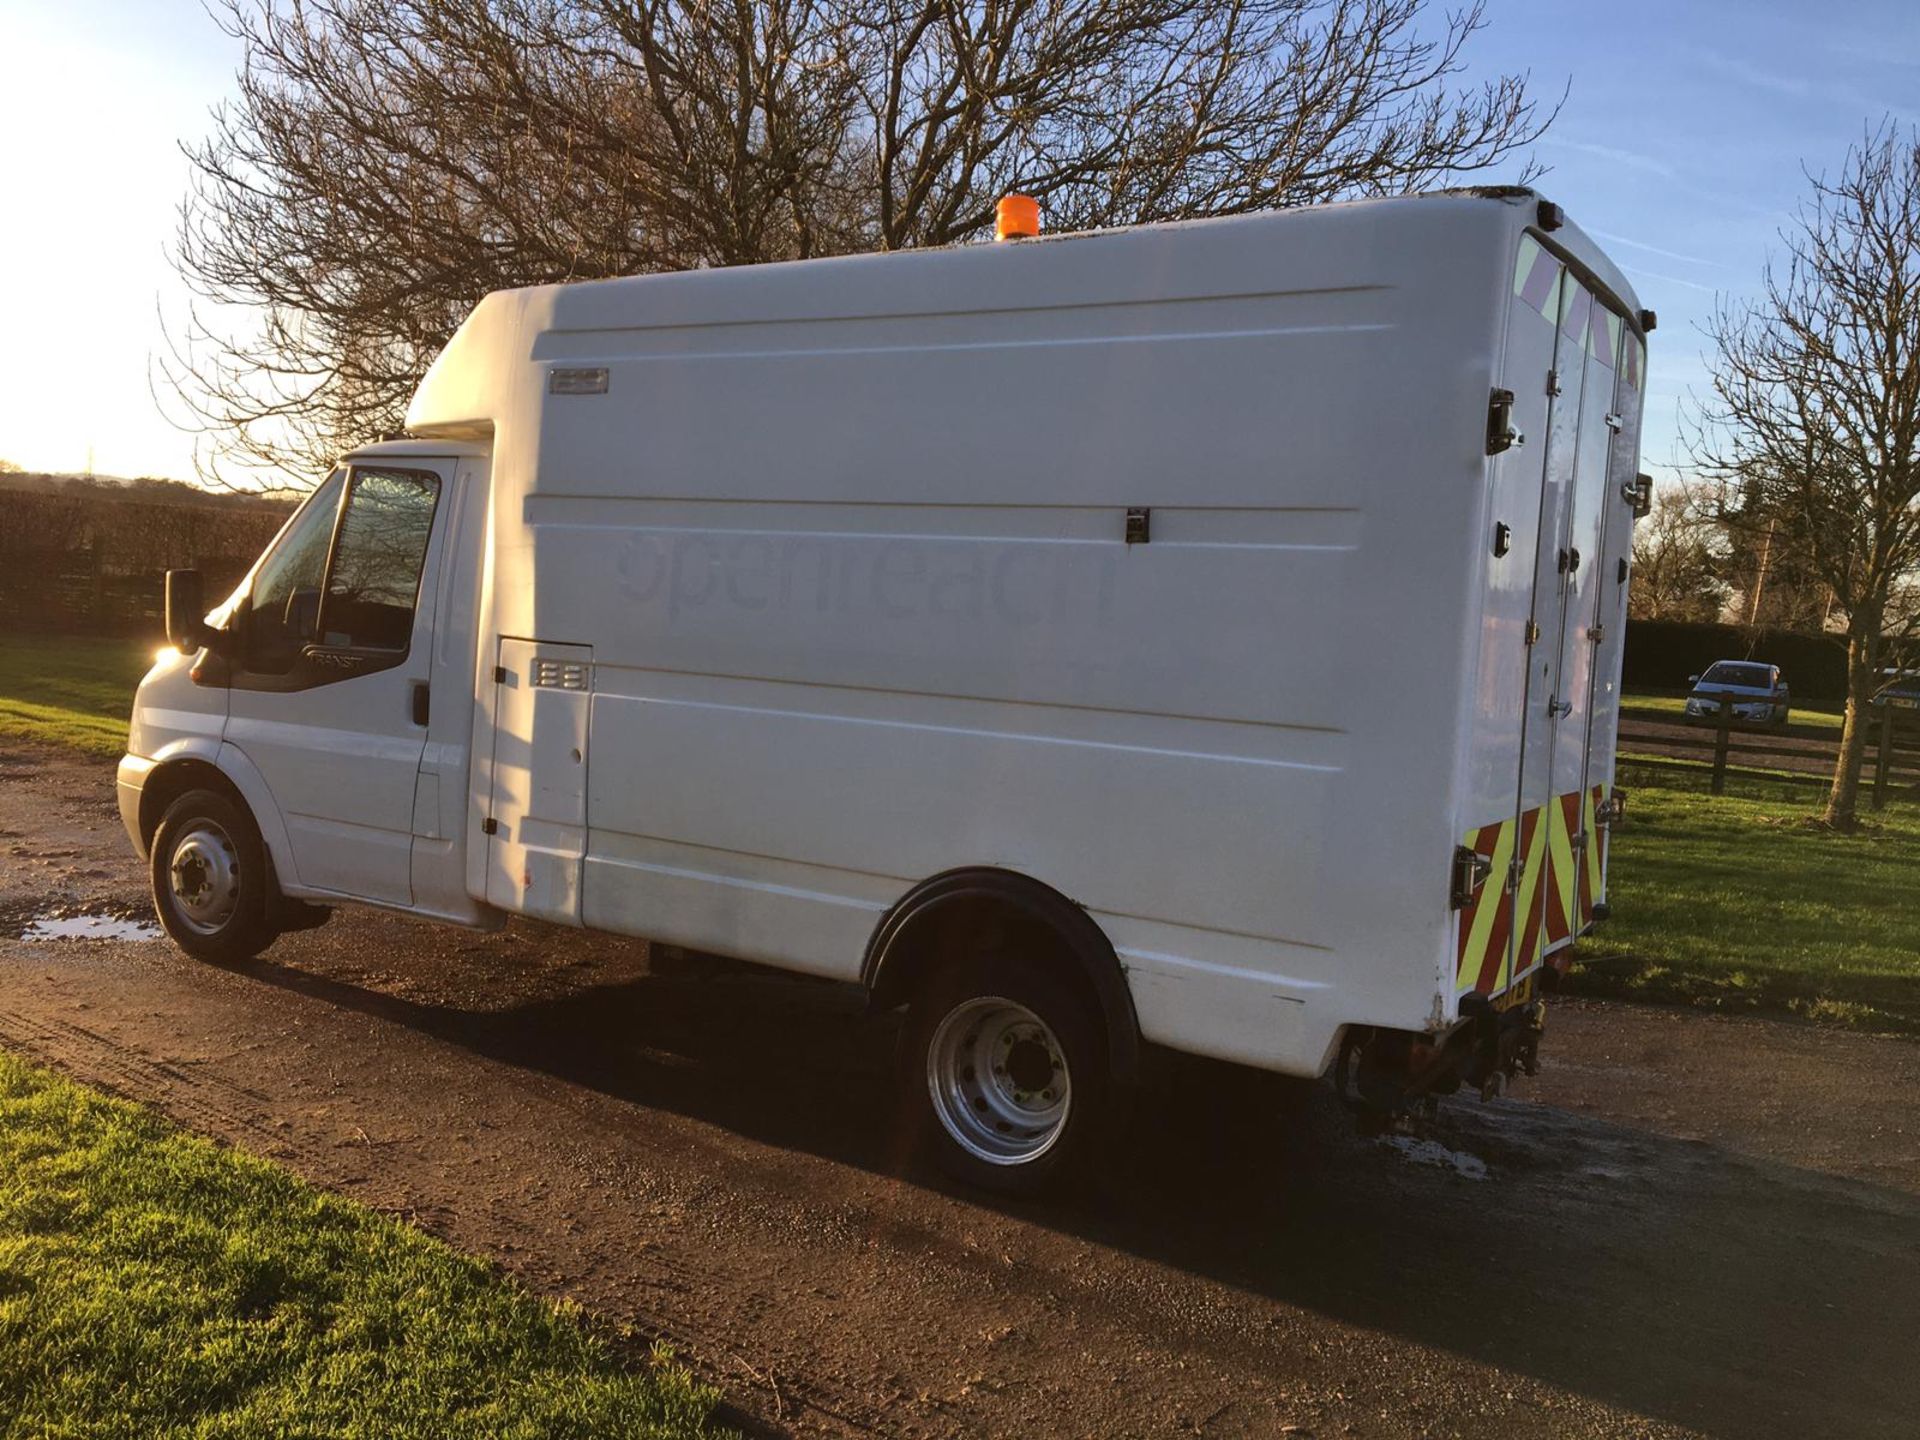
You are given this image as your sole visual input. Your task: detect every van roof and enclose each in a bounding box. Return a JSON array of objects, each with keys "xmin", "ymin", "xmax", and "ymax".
[{"xmin": 340, "ymin": 438, "xmax": 491, "ymax": 463}]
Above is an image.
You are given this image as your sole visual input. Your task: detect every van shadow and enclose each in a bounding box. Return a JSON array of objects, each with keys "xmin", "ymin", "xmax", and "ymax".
[{"xmin": 246, "ymin": 928, "xmax": 1920, "ymax": 1440}]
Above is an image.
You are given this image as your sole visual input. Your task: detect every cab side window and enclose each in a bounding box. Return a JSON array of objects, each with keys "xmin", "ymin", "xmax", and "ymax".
[
  {"xmin": 245, "ymin": 470, "xmax": 345, "ymax": 674},
  {"xmin": 321, "ymin": 468, "xmax": 441, "ymax": 651}
]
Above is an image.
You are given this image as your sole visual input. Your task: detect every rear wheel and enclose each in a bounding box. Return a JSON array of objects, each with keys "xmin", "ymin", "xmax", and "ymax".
[
  {"xmin": 903, "ymin": 946, "xmax": 1112, "ymax": 1197},
  {"xmin": 150, "ymin": 789, "xmax": 277, "ymax": 963}
]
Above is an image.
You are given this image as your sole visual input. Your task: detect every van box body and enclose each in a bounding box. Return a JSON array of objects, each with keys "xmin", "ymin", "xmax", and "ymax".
[{"xmin": 125, "ymin": 189, "xmax": 1649, "ymax": 1087}]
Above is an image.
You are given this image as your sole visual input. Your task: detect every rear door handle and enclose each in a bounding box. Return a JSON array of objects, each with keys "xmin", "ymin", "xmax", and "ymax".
[{"xmin": 411, "ymin": 682, "xmax": 430, "ymax": 727}]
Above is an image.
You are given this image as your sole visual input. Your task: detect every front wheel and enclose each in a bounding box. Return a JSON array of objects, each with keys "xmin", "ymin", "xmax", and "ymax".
[
  {"xmin": 903, "ymin": 949, "xmax": 1113, "ymax": 1197},
  {"xmin": 150, "ymin": 789, "xmax": 277, "ymax": 963}
]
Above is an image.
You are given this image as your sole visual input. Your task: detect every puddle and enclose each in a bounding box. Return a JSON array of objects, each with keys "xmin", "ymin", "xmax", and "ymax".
[
  {"xmin": 20, "ymin": 913, "xmax": 162, "ymax": 943},
  {"xmin": 1380, "ymin": 1134, "xmax": 1490, "ymax": 1181}
]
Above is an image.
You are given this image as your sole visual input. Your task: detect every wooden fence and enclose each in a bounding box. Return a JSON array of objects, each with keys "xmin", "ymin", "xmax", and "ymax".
[{"xmin": 1617, "ymin": 690, "xmax": 1920, "ymax": 808}]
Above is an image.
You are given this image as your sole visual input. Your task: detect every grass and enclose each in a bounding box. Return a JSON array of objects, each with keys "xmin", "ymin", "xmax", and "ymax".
[
  {"xmin": 0, "ymin": 1049, "xmax": 733, "ymax": 1439},
  {"xmin": 1573, "ymin": 767, "xmax": 1920, "ymax": 1034},
  {"xmin": 0, "ymin": 633, "xmax": 154, "ymax": 757}
]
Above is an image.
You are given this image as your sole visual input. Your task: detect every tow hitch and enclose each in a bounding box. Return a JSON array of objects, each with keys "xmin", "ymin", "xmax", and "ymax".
[
  {"xmin": 1456, "ymin": 990, "xmax": 1544, "ymax": 1099},
  {"xmin": 1335, "ymin": 988, "xmax": 1546, "ymax": 1127}
]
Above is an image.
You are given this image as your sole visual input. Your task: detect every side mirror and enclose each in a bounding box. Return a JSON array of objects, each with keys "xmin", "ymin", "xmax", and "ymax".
[
  {"xmin": 284, "ymin": 586, "xmax": 321, "ymax": 643},
  {"xmin": 164, "ymin": 570, "xmax": 208, "ymax": 653},
  {"xmin": 1687, "ymin": 674, "xmax": 1701, "ymax": 686}
]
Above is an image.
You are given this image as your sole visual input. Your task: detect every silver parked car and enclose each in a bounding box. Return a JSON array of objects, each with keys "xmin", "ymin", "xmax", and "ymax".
[{"xmin": 1684, "ymin": 660, "xmax": 1789, "ymax": 728}]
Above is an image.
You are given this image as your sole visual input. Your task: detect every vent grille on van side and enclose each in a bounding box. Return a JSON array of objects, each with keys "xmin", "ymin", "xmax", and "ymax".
[{"xmin": 530, "ymin": 658, "xmax": 590, "ymax": 691}]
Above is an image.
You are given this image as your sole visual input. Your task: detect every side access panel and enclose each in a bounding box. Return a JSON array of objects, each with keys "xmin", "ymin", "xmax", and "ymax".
[{"xmin": 485, "ymin": 638, "xmax": 592, "ymax": 924}]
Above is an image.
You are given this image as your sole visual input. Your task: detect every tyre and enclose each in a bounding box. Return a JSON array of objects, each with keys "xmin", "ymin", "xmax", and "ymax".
[
  {"xmin": 902, "ymin": 944, "xmax": 1113, "ymax": 1197},
  {"xmin": 150, "ymin": 788, "xmax": 277, "ymax": 963}
]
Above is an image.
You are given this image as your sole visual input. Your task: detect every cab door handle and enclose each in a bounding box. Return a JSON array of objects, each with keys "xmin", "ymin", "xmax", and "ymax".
[{"xmin": 411, "ymin": 682, "xmax": 430, "ymax": 727}]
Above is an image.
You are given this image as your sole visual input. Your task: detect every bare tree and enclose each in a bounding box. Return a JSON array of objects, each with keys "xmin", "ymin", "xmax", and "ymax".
[
  {"xmin": 1715, "ymin": 502, "xmax": 1836, "ymax": 632},
  {"xmin": 1629, "ymin": 478, "xmax": 1728, "ymax": 623},
  {"xmin": 1693, "ymin": 124, "xmax": 1920, "ymax": 827},
  {"xmin": 166, "ymin": 0, "xmax": 1554, "ymax": 486}
]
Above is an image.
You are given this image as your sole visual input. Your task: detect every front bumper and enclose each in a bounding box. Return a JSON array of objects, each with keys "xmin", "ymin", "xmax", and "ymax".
[
  {"xmin": 1686, "ymin": 700, "xmax": 1776, "ymax": 721},
  {"xmin": 116, "ymin": 754, "xmax": 155, "ymax": 858}
]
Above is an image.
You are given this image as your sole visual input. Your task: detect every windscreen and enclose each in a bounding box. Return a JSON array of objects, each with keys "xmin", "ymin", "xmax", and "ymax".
[{"xmin": 1702, "ymin": 663, "xmax": 1773, "ymax": 689}]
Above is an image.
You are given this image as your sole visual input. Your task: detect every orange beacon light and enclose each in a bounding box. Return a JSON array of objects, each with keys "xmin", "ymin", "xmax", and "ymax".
[{"xmin": 995, "ymin": 193, "xmax": 1040, "ymax": 241}]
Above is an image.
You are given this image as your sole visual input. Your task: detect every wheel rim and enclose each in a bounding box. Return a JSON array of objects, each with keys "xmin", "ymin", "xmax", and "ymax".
[
  {"xmin": 167, "ymin": 820, "xmax": 241, "ymax": 936},
  {"xmin": 926, "ymin": 995, "xmax": 1071, "ymax": 1166}
]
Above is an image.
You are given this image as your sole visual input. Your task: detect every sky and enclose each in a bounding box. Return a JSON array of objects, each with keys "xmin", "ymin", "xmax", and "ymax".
[{"xmin": 0, "ymin": 0, "xmax": 1915, "ymax": 486}]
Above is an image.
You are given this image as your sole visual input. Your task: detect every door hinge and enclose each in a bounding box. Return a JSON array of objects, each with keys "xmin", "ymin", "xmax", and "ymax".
[
  {"xmin": 1546, "ymin": 368, "xmax": 1562, "ymax": 398},
  {"xmin": 1524, "ymin": 619, "xmax": 1542, "ymax": 646},
  {"xmin": 1590, "ymin": 623, "xmax": 1606, "ymax": 644},
  {"xmin": 481, "ymin": 817, "xmax": 498, "ymax": 835},
  {"xmin": 1622, "ymin": 472, "xmax": 1654, "ymax": 519},
  {"xmin": 1450, "ymin": 845, "xmax": 1493, "ymax": 910},
  {"xmin": 1596, "ymin": 791, "xmax": 1628, "ymax": 827},
  {"xmin": 1604, "ymin": 411, "xmax": 1624, "ymax": 432},
  {"xmin": 492, "ymin": 664, "xmax": 508, "ymax": 683},
  {"xmin": 1486, "ymin": 388, "xmax": 1520, "ymax": 455},
  {"xmin": 1548, "ymin": 696, "xmax": 1574, "ymax": 719}
]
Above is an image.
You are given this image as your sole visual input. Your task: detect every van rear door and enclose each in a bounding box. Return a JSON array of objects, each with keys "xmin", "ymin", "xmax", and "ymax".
[
  {"xmin": 1574, "ymin": 328, "xmax": 1647, "ymax": 930},
  {"xmin": 1455, "ymin": 236, "xmax": 1585, "ymax": 1002},
  {"xmin": 1533, "ymin": 295, "xmax": 1623, "ymax": 971}
]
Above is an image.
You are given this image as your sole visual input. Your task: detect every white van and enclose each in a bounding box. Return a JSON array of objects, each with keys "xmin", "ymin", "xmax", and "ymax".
[{"xmin": 121, "ymin": 189, "xmax": 1651, "ymax": 1192}]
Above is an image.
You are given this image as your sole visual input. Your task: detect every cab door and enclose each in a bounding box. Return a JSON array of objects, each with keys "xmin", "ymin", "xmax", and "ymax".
[{"xmin": 221, "ymin": 460, "xmax": 452, "ymax": 905}]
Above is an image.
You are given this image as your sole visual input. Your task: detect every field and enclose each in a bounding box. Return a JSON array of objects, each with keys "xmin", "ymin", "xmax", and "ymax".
[
  {"xmin": 1578, "ymin": 767, "xmax": 1920, "ymax": 1031},
  {"xmin": 0, "ymin": 633, "xmax": 153, "ymax": 757},
  {"xmin": 0, "ymin": 1049, "xmax": 730, "ymax": 1437}
]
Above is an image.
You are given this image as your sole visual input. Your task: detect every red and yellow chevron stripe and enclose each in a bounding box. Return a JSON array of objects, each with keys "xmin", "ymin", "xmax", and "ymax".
[
  {"xmin": 1578, "ymin": 782, "xmax": 1606, "ymax": 932},
  {"xmin": 1456, "ymin": 805, "xmax": 1551, "ymax": 995},
  {"xmin": 1455, "ymin": 815, "xmax": 1514, "ymax": 994},
  {"xmin": 1510, "ymin": 805, "xmax": 1549, "ymax": 982},
  {"xmin": 1513, "ymin": 235, "xmax": 1564, "ymax": 321},
  {"xmin": 1543, "ymin": 791, "xmax": 1581, "ymax": 952}
]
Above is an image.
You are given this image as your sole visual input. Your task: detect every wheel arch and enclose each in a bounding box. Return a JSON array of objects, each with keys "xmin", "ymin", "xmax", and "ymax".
[
  {"xmin": 140, "ymin": 743, "xmax": 299, "ymax": 894},
  {"xmin": 139, "ymin": 756, "xmax": 248, "ymax": 851},
  {"xmin": 863, "ymin": 867, "xmax": 1142, "ymax": 1088}
]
